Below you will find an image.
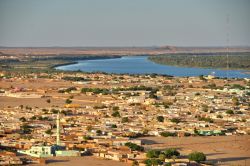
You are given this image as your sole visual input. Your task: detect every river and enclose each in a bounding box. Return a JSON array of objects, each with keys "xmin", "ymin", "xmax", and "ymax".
[{"xmin": 55, "ymin": 56, "xmax": 250, "ymax": 78}]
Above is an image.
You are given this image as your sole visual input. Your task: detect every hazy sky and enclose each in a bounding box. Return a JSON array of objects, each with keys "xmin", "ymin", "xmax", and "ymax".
[{"xmin": 0, "ymin": 0, "xmax": 249, "ymax": 47}]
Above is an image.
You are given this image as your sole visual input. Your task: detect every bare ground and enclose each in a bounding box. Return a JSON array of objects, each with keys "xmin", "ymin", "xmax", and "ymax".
[{"xmin": 140, "ymin": 135, "xmax": 250, "ymax": 165}]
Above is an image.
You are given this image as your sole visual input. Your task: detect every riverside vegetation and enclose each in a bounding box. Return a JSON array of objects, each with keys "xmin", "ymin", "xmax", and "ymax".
[{"xmin": 148, "ymin": 52, "xmax": 250, "ymax": 70}]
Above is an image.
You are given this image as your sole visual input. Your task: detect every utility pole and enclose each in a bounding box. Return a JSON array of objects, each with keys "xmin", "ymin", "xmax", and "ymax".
[{"xmin": 226, "ymin": 14, "xmax": 230, "ymax": 79}]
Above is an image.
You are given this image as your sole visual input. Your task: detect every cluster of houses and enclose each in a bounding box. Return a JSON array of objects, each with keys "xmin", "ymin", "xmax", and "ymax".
[{"xmin": 0, "ymin": 72, "xmax": 249, "ymax": 165}]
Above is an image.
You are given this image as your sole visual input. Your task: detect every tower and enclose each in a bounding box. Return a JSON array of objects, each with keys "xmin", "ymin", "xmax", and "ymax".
[
  {"xmin": 56, "ymin": 112, "xmax": 60, "ymax": 146},
  {"xmin": 226, "ymin": 14, "xmax": 230, "ymax": 79}
]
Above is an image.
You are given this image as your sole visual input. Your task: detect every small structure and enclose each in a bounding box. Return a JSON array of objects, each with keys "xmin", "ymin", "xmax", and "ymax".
[{"xmin": 18, "ymin": 112, "xmax": 80, "ymax": 157}]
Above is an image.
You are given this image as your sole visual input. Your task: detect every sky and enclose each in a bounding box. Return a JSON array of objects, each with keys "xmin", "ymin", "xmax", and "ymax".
[{"xmin": 0, "ymin": 0, "xmax": 249, "ymax": 47}]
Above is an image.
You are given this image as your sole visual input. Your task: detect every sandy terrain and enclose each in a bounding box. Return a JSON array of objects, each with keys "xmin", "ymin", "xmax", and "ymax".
[
  {"xmin": 43, "ymin": 156, "xmax": 128, "ymax": 166},
  {"xmin": 140, "ymin": 135, "xmax": 250, "ymax": 165}
]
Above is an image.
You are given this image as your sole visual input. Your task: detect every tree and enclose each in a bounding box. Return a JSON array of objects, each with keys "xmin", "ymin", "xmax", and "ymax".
[
  {"xmin": 157, "ymin": 116, "xmax": 164, "ymax": 122},
  {"xmin": 83, "ymin": 135, "xmax": 92, "ymax": 141},
  {"xmin": 112, "ymin": 106, "xmax": 119, "ymax": 111},
  {"xmin": 199, "ymin": 75, "xmax": 206, "ymax": 81},
  {"xmin": 159, "ymin": 154, "xmax": 166, "ymax": 161},
  {"xmin": 125, "ymin": 142, "xmax": 144, "ymax": 151},
  {"xmin": 51, "ymin": 109, "xmax": 59, "ymax": 114},
  {"xmin": 160, "ymin": 132, "xmax": 177, "ymax": 137},
  {"xmin": 170, "ymin": 118, "xmax": 180, "ymax": 124},
  {"xmin": 65, "ymin": 99, "xmax": 72, "ymax": 104},
  {"xmin": 122, "ymin": 117, "xmax": 129, "ymax": 123},
  {"xmin": 194, "ymin": 128, "xmax": 199, "ymax": 135},
  {"xmin": 188, "ymin": 152, "xmax": 206, "ymax": 163},
  {"xmin": 232, "ymin": 97, "xmax": 239, "ymax": 106},
  {"xmin": 96, "ymin": 129, "xmax": 102, "ymax": 135},
  {"xmin": 164, "ymin": 148, "xmax": 180, "ymax": 158},
  {"xmin": 30, "ymin": 116, "xmax": 37, "ymax": 120},
  {"xmin": 226, "ymin": 110, "xmax": 234, "ymax": 115},
  {"xmin": 201, "ymin": 104, "xmax": 208, "ymax": 112},
  {"xmin": 45, "ymin": 129, "xmax": 52, "ymax": 135},
  {"xmin": 19, "ymin": 117, "xmax": 26, "ymax": 122},
  {"xmin": 217, "ymin": 114, "xmax": 223, "ymax": 119},
  {"xmin": 112, "ymin": 111, "xmax": 120, "ymax": 117},
  {"xmin": 20, "ymin": 124, "xmax": 32, "ymax": 134},
  {"xmin": 144, "ymin": 159, "xmax": 162, "ymax": 166},
  {"xmin": 86, "ymin": 125, "xmax": 92, "ymax": 132},
  {"xmin": 46, "ymin": 99, "xmax": 51, "ymax": 103},
  {"xmin": 146, "ymin": 150, "xmax": 161, "ymax": 158}
]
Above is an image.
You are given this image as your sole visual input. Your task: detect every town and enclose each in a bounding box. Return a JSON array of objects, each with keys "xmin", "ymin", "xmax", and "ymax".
[{"xmin": 0, "ymin": 71, "xmax": 249, "ymax": 165}]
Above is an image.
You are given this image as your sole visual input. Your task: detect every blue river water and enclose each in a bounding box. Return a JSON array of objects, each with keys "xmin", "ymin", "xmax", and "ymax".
[{"xmin": 55, "ymin": 56, "xmax": 250, "ymax": 78}]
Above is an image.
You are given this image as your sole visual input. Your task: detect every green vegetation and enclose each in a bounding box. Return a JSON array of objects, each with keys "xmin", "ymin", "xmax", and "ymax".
[
  {"xmin": 122, "ymin": 117, "xmax": 129, "ymax": 123},
  {"xmin": 125, "ymin": 142, "xmax": 144, "ymax": 151},
  {"xmin": 201, "ymin": 104, "xmax": 208, "ymax": 112},
  {"xmin": 58, "ymin": 87, "xmax": 77, "ymax": 93},
  {"xmin": 188, "ymin": 151, "xmax": 206, "ymax": 163},
  {"xmin": 230, "ymin": 84, "xmax": 245, "ymax": 90},
  {"xmin": 217, "ymin": 114, "xmax": 223, "ymax": 119},
  {"xmin": 157, "ymin": 116, "xmax": 164, "ymax": 122},
  {"xmin": 146, "ymin": 150, "xmax": 161, "ymax": 158},
  {"xmin": 148, "ymin": 53, "xmax": 250, "ymax": 70},
  {"xmin": 232, "ymin": 97, "xmax": 239, "ymax": 106},
  {"xmin": 20, "ymin": 124, "xmax": 32, "ymax": 134},
  {"xmin": 86, "ymin": 125, "xmax": 93, "ymax": 131},
  {"xmin": 0, "ymin": 54, "xmax": 120, "ymax": 73},
  {"xmin": 145, "ymin": 148, "xmax": 180, "ymax": 165},
  {"xmin": 170, "ymin": 118, "xmax": 181, "ymax": 124},
  {"xmin": 62, "ymin": 76, "xmax": 89, "ymax": 82},
  {"xmin": 160, "ymin": 132, "xmax": 177, "ymax": 137},
  {"xmin": 19, "ymin": 117, "xmax": 26, "ymax": 122},
  {"xmin": 163, "ymin": 148, "xmax": 180, "ymax": 158},
  {"xmin": 96, "ymin": 129, "xmax": 102, "ymax": 135},
  {"xmin": 93, "ymin": 105, "xmax": 107, "ymax": 109},
  {"xmin": 65, "ymin": 98, "xmax": 72, "ymax": 104},
  {"xmin": 45, "ymin": 129, "xmax": 52, "ymax": 135},
  {"xmin": 81, "ymin": 87, "xmax": 110, "ymax": 95},
  {"xmin": 112, "ymin": 110, "xmax": 120, "ymax": 117},
  {"xmin": 112, "ymin": 106, "xmax": 119, "ymax": 111},
  {"xmin": 198, "ymin": 116, "xmax": 214, "ymax": 123},
  {"xmin": 226, "ymin": 110, "xmax": 234, "ymax": 115},
  {"xmin": 144, "ymin": 159, "xmax": 162, "ymax": 166}
]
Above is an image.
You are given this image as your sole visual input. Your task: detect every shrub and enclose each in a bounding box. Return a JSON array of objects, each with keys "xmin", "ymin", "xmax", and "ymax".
[
  {"xmin": 112, "ymin": 111, "xmax": 120, "ymax": 117},
  {"xmin": 157, "ymin": 116, "xmax": 164, "ymax": 122},
  {"xmin": 146, "ymin": 150, "xmax": 161, "ymax": 158},
  {"xmin": 160, "ymin": 132, "xmax": 177, "ymax": 137},
  {"xmin": 144, "ymin": 159, "xmax": 162, "ymax": 166},
  {"xmin": 188, "ymin": 152, "xmax": 206, "ymax": 163},
  {"xmin": 226, "ymin": 110, "xmax": 234, "ymax": 115},
  {"xmin": 164, "ymin": 148, "xmax": 180, "ymax": 158},
  {"xmin": 65, "ymin": 99, "xmax": 72, "ymax": 104},
  {"xmin": 170, "ymin": 118, "xmax": 180, "ymax": 124},
  {"xmin": 122, "ymin": 117, "xmax": 129, "ymax": 123},
  {"xmin": 125, "ymin": 142, "xmax": 144, "ymax": 152}
]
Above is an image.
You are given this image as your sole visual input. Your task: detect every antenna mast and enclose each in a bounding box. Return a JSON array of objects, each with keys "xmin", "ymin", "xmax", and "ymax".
[{"xmin": 226, "ymin": 14, "xmax": 230, "ymax": 79}]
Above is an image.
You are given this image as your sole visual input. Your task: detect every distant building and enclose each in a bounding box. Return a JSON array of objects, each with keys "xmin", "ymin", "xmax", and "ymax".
[{"xmin": 18, "ymin": 112, "xmax": 80, "ymax": 158}]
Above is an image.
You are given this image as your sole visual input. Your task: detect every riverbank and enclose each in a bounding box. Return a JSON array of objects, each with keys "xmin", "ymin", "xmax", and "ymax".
[
  {"xmin": 54, "ymin": 56, "xmax": 250, "ymax": 78},
  {"xmin": 148, "ymin": 53, "xmax": 250, "ymax": 71}
]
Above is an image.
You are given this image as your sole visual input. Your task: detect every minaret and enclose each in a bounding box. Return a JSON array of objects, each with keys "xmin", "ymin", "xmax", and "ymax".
[{"xmin": 56, "ymin": 112, "xmax": 60, "ymax": 146}]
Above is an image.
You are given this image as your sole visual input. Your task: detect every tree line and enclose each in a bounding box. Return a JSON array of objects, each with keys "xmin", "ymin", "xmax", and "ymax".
[{"xmin": 148, "ymin": 52, "xmax": 250, "ymax": 70}]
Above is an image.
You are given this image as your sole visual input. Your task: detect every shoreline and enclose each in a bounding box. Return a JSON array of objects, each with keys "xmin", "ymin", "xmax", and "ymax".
[
  {"xmin": 54, "ymin": 55, "xmax": 250, "ymax": 78},
  {"xmin": 51, "ymin": 55, "xmax": 123, "ymax": 69}
]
